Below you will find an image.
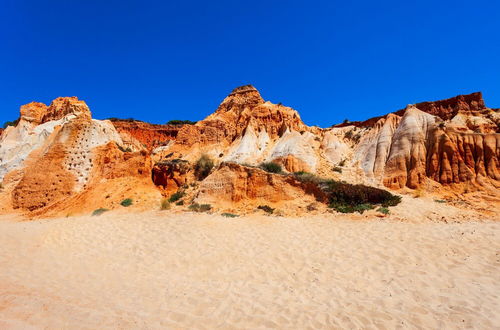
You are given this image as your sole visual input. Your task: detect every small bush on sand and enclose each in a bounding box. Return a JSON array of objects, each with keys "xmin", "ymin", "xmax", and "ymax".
[
  {"xmin": 120, "ymin": 198, "xmax": 133, "ymax": 207},
  {"xmin": 434, "ymin": 199, "xmax": 446, "ymax": 203},
  {"xmin": 377, "ymin": 207, "xmax": 390, "ymax": 215},
  {"xmin": 325, "ymin": 180, "xmax": 401, "ymax": 213},
  {"xmin": 221, "ymin": 213, "xmax": 239, "ymax": 218},
  {"xmin": 189, "ymin": 203, "xmax": 212, "ymax": 212},
  {"xmin": 257, "ymin": 205, "xmax": 275, "ymax": 214},
  {"xmin": 260, "ymin": 162, "xmax": 282, "ymax": 174},
  {"xmin": 332, "ymin": 166, "xmax": 342, "ymax": 173},
  {"xmin": 92, "ymin": 208, "xmax": 109, "ymax": 216},
  {"xmin": 329, "ymin": 202, "xmax": 375, "ymax": 214},
  {"xmin": 160, "ymin": 199, "xmax": 171, "ymax": 210},
  {"xmin": 195, "ymin": 154, "xmax": 214, "ymax": 180},
  {"xmin": 176, "ymin": 200, "xmax": 184, "ymax": 206},
  {"xmin": 168, "ymin": 191, "xmax": 185, "ymax": 203}
]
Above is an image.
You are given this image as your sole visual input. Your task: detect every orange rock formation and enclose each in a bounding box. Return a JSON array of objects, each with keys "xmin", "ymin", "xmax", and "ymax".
[
  {"xmin": 111, "ymin": 120, "xmax": 180, "ymax": 151},
  {"xmin": 0, "ymin": 86, "xmax": 498, "ymax": 217}
]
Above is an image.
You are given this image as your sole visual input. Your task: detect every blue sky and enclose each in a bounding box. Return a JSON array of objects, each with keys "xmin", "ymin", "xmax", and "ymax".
[{"xmin": 1, "ymin": 0, "xmax": 499, "ymax": 127}]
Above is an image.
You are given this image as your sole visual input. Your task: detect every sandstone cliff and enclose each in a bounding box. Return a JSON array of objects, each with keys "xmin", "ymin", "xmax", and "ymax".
[
  {"xmin": 352, "ymin": 95, "xmax": 499, "ymax": 190},
  {"xmin": 194, "ymin": 162, "xmax": 327, "ymax": 213},
  {"xmin": 0, "ymin": 97, "xmax": 161, "ymax": 216},
  {"xmin": 110, "ymin": 119, "xmax": 181, "ymax": 151},
  {"xmin": 0, "ymin": 87, "xmax": 498, "ymax": 217},
  {"xmin": 160, "ymin": 85, "xmax": 321, "ymax": 173}
]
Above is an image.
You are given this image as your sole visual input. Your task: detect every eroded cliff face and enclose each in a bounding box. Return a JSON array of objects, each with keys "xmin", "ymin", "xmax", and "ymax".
[
  {"xmin": 160, "ymin": 85, "xmax": 321, "ymax": 172},
  {"xmin": 111, "ymin": 120, "xmax": 180, "ymax": 151},
  {"xmin": 161, "ymin": 87, "xmax": 498, "ymax": 192},
  {"xmin": 353, "ymin": 97, "xmax": 499, "ymax": 189},
  {"xmin": 0, "ymin": 87, "xmax": 498, "ymax": 217},
  {"xmin": 1, "ymin": 97, "xmax": 160, "ymax": 216},
  {"xmin": 152, "ymin": 159, "xmax": 193, "ymax": 196},
  {"xmin": 194, "ymin": 162, "xmax": 327, "ymax": 212}
]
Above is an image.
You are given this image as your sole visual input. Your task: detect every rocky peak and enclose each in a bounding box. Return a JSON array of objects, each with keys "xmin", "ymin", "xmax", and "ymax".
[
  {"xmin": 41, "ymin": 97, "xmax": 91, "ymax": 123},
  {"xmin": 215, "ymin": 85, "xmax": 264, "ymax": 114},
  {"xmin": 412, "ymin": 92, "xmax": 487, "ymax": 120},
  {"xmin": 20, "ymin": 102, "xmax": 48, "ymax": 124}
]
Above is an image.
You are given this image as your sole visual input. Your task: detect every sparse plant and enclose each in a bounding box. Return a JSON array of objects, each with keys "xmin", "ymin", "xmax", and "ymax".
[
  {"xmin": 377, "ymin": 207, "xmax": 390, "ymax": 215},
  {"xmin": 176, "ymin": 200, "xmax": 184, "ymax": 206},
  {"xmin": 120, "ymin": 198, "xmax": 133, "ymax": 207},
  {"xmin": 338, "ymin": 159, "xmax": 346, "ymax": 167},
  {"xmin": 333, "ymin": 166, "xmax": 342, "ymax": 173},
  {"xmin": 257, "ymin": 205, "xmax": 274, "ymax": 214},
  {"xmin": 329, "ymin": 202, "xmax": 374, "ymax": 214},
  {"xmin": 195, "ymin": 154, "xmax": 214, "ymax": 180},
  {"xmin": 92, "ymin": 208, "xmax": 109, "ymax": 216},
  {"xmin": 189, "ymin": 203, "xmax": 212, "ymax": 212},
  {"xmin": 168, "ymin": 190, "xmax": 185, "ymax": 203},
  {"xmin": 293, "ymin": 171, "xmax": 322, "ymax": 184},
  {"xmin": 166, "ymin": 120, "xmax": 197, "ymax": 125},
  {"xmin": 434, "ymin": 199, "xmax": 446, "ymax": 203},
  {"xmin": 2, "ymin": 119, "xmax": 19, "ymax": 129},
  {"xmin": 117, "ymin": 143, "xmax": 132, "ymax": 153},
  {"xmin": 160, "ymin": 199, "xmax": 171, "ymax": 210},
  {"xmin": 260, "ymin": 162, "xmax": 282, "ymax": 174},
  {"xmin": 306, "ymin": 203, "xmax": 317, "ymax": 211},
  {"xmin": 221, "ymin": 212, "xmax": 239, "ymax": 218}
]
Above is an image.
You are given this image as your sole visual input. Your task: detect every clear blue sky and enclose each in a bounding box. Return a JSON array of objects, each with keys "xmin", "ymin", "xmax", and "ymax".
[{"xmin": 1, "ymin": 0, "xmax": 499, "ymax": 127}]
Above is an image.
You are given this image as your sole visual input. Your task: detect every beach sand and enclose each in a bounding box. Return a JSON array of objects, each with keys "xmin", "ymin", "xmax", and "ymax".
[{"xmin": 0, "ymin": 211, "xmax": 499, "ymax": 329}]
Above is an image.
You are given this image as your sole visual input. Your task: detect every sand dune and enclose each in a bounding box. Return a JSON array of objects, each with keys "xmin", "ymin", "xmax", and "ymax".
[{"xmin": 0, "ymin": 212, "xmax": 499, "ymax": 329}]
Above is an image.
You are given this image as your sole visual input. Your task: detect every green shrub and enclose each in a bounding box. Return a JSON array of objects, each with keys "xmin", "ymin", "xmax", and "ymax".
[
  {"xmin": 260, "ymin": 162, "xmax": 282, "ymax": 174},
  {"xmin": 166, "ymin": 120, "xmax": 197, "ymax": 125},
  {"xmin": 293, "ymin": 172, "xmax": 322, "ymax": 184},
  {"xmin": 333, "ymin": 166, "xmax": 342, "ymax": 173},
  {"xmin": 329, "ymin": 202, "xmax": 374, "ymax": 214},
  {"xmin": 189, "ymin": 203, "xmax": 212, "ymax": 212},
  {"xmin": 434, "ymin": 199, "xmax": 446, "ymax": 203},
  {"xmin": 168, "ymin": 191, "xmax": 185, "ymax": 203},
  {"xmin": 116, "ymin": 143, "xmax": 132, "ymax": 153},
  {"xmin": 2, "ymin": 119, "xmax": 19, "ymax": 129},
  {"xmin": 176, "ymin": 200, "xmax": 184, "ymax": 206},
  {"xmin": 195, "ymin": 154, "xmax": 214, "ymax": 180},
  {"xmin": 160, "ymin": 199, "xmax": 171, "ymax": 210},
  {"xmin": 377, "ymin": 207, "xmax": 390, "ymax": 215},
  {"xmin": 326, "ymin": 181, "xmax": 401, "ymax": 207},
  {"xmin": 92, "ymin": 208, "xmax": 109, "ymax": 216},
  {"xmin": 325, "ymin": 180, "xmax": 401, "ymax": 213},
  {"xmin": 257, "ymin": 205, "xmax": 274, "ymax": 214},
  {"xmin": 120, "ymin": 198, "xmax": 133, "ymax": 207},
  {"xmin": 221, "ymin": 213, "xmax": 239, "ymax": 218}
]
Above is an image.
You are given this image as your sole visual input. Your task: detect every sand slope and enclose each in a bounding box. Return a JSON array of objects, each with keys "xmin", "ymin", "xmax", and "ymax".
[{"xmin": 0, "ymin": 212, "xmax": 499, "ymax": 329}]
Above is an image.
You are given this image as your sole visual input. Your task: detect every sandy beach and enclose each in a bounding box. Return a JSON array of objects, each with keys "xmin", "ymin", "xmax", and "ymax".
[{"xmin": 0, "ymin": 211, "xmax": 499, "ymax": 329}]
